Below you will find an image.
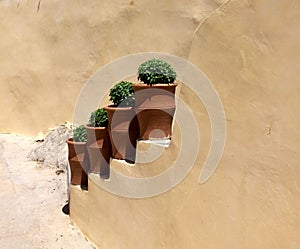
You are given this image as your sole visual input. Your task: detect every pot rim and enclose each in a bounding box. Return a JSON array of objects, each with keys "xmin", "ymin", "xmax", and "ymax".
[
  {"xmin": 132, "ymin": 82, "xmax": 177, "ymax": 88},
  {"xmin": 66, "ymin": 137, "xmax": 87, "ymax": 145}
]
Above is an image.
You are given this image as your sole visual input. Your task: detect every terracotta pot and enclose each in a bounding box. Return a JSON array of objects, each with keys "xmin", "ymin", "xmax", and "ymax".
[
  {"xmin": 132, "ymin": 83, "xmax": 177, "ymax": 139},
  {"xmin": 85, "ymin": 125, "xmax": 112, "ymax": 178},
  {"xmin": 132, "ymin": 83, "xmax": 177, "ymax": 109},
  {"xmin": 135, "ymin": 107, "xmax": 176, "ymax": 139},
  {"xmin": 66, "ymin": 138, "xmax": 89, "ymax": 188},
  {"xmin": 104, "ymin": 106, "xmax": 139, "ymax": 163}
]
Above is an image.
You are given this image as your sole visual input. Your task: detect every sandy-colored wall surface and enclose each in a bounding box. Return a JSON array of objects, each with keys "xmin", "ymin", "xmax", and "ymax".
[
  {"xmin": 69, "ymin": 0, "xmax": 300, "ymax": 248},
  {"xmin": 1, "ymin": 0, "xmax": 300, "ymax": 248},
  {"xmin": 0, "ymin": 0, "xmax": 226, "ymax": 136},
  {"xmin": 70, "ymin": 51, "xmax": 300, "ymax": 248}
]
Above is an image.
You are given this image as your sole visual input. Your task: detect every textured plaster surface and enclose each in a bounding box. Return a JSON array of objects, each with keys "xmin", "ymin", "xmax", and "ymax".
[
  {"xmin": 70, "ymin": 1, "xmax": 300, "ymax": 247},
  {"xmin": 71, "ymin": 79, "xmax": 300, "ymax": 249}
]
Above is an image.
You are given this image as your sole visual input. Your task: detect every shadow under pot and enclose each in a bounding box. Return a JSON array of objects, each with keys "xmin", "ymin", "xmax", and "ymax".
[
  {"xmin": 85, "ymin": 125, "xmax": 112, "ymax": 178},
  {"xmin": 132, "ymin": 83, "xmax": 177, "ymax": 139},
  {"xmin": 104, "ymin": 106, "xmax": 139, "ymax": 163},
  {"xmin": 66, "ymin": 138, "xmax": 89, "ymax": 189}
]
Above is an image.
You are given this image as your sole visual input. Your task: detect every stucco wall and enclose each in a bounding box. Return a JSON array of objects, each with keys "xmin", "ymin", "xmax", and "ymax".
[
  {"xmin": 0, "ymin": 0, "xmax": 225, "ymax": 136},
  {"xmin": 70, "ymin": 70, "xmax": 299, "ymax": 249},
  {"xmin": 1, "ymin": 0, "xmax": 300, "ymax": 248},
  {"xmin": 69, "ymin": 0, "xmax": 300, "ymax": 248}
]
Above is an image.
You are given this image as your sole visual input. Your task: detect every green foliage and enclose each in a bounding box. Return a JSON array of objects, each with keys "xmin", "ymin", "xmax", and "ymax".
[
  {"xmin": 137, "ymin": 58, "xmax": 177, "ymax": 85},
  {"xmin": 89, "ymin": 108, "xmax": 108, "ymax": 127},
  {"xmin": 109, "ymin": 81, "xmax": 134, "ymax": 107},
  {"xmin": 73, "ymin": 125, "xmax": 87, "ymax": 142}
]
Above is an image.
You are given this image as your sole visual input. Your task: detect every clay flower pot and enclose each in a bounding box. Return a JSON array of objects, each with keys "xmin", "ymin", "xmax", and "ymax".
[
  {"xmin": 85, "ymin": 125, "xmax": 112, "ymax": 178},
  {"xmin": 66, "ymin": 138, "xmax": 89, "ymax": 188},
  {"xmin": 104, "ymin": 106, "xmax": 139, "ymax": 163},
  {"xmin": 132, "ymin": 83, "xmax": 177, "ymax": 139}
]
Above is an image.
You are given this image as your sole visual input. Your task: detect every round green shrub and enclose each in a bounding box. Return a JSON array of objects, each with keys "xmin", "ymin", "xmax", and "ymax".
[
  {"xmin": 137, "ymin": 58, "xmax": 177, "ymax": 85},
  {"xmin": 109, "ymin": 81, "xmax": 134, "ymax": 107},
  {"xmin": 73, "ymin": 125, "xmax": 87, "ymax": 142},
  {"xmin": 89, "ymin": 108, "xmax": 108, "ymax": 127}
]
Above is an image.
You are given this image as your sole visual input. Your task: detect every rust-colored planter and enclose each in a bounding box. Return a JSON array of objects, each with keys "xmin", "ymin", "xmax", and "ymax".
[
  {"xmin": 66, "ymin": 138, "xmax": 89, "ymax": 188},
  {"xmin": 132, "ymin": 83, "xmax": 177, "ymax": 139},
  {"xmin": 104, "ymin": 106, "xmax": 139, "ymax": 163},
  {"xmin": 85, "ymin": 125, "xmax": 112, "ymax": 178}
]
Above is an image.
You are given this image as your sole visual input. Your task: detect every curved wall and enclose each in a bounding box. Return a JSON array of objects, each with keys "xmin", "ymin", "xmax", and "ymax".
[{"xmin": 70, "ymin": 0, "xmax": 300, "ymax": 248}]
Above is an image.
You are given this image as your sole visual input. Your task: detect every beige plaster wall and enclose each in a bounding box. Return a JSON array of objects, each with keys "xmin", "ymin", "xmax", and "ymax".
[
  {"xmin": 69, "ymin": 0, "xmax": 300, "ymax": 248},
  {"xmin": 70, "ymin": 70, "xmax": 299, "ymax": 249},
  {"xmin": 0, "ymin": 0, "xmax": 225, "ymax": 136},
  {"xmin": 1, "ymin": 0, "xmax": 300, "ymax": 248}
]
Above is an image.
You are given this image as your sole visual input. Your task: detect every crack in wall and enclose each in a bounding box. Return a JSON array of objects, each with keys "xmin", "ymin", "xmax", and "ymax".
[
  {"xmin": 185, "ymin": 0, "xmax": 232, "ymax": 61},
  {"xmin": 193, "ymin": 0, "xmax": 232, "ymax": 35},
  {"xmin": 179, "ymin": 0, "xmax": 232, "ymax": 59}
]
